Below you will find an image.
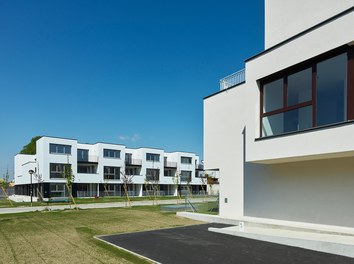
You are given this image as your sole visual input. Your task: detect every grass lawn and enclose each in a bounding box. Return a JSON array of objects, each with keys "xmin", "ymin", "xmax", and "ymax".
[
  {"xmin": 0, "ymin": 206, "xmax": 201, "ymax": 264},
  {"xmin": 0, "ymin": 195, "xmax": 207, "ymax": 208}
]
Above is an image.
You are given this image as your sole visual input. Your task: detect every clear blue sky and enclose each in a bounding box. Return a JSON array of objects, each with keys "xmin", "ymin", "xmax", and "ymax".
[{"xmin": 0, "ymin": 0, "xmax": 264, "ymax": 178}]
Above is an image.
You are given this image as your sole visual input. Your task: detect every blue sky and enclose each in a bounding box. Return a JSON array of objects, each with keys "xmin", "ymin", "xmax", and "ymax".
[{"xmin": 0, "ymin": 0, "xmax": 264, "ymax": 178}]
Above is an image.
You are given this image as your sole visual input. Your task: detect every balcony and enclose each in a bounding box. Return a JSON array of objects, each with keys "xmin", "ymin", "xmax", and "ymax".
[
  {"xmin": 78, "ymin": 155, "xmax": 98, "ymax": 163},
  {"xmin": 219, "ymin": 69, "xmax": 245, "ymax": 90},
  {"xmin": 125, "ymin": 158, "xmax": 142, "ymax": 166},
  {"xmin": 164, "ymin": 161, "xmax": 177, "ymax": 168}
]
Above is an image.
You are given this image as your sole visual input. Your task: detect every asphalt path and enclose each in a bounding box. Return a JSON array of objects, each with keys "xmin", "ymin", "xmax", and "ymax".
[{"xmin": 98, "ymin": 223, "xmax": 354, "ymax": 264}]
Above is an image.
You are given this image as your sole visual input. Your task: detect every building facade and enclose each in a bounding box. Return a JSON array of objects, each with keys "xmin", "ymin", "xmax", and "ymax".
[
  {"xmin": 204, "ymin": 0, "xmax": 354, "ymax": 228},
  {"xmin": 14, "ymin": 136, "xmax": 205, "ymax": 199}
]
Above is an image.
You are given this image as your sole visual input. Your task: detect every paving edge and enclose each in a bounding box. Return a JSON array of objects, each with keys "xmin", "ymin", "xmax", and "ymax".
[{"xmin": 208, "ymin": 227, "xmax": 354, "ymax": 259}]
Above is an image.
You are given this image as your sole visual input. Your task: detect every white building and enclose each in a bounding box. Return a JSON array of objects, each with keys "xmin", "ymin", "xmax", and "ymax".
[
  {"xmin": 14, "ymin": 136, "xmax": 205, "ymax": 199},
  {"xmin": 204, "ymin": 0, "xmax": 354, "ymax": 228}
]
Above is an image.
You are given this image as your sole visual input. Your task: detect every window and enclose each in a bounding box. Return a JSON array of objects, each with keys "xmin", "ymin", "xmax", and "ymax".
[
  {"xmin": 316, "ymin": 53, "xmax": 347, "ymax": 126},
  {"xmin": 104, "ymin": 166, "xmax": 120, "ymax": 180},
  {"xmin": 77, "ymin": 149, "xmax": 89, "ymax": 161},
  {"xmin": 103, "ymin": 149, "xmax": 120, "ymax": 159},
  {"xmin": 181, "ymin": 156, "xmax": 192, "ymax": 164},
  {"xmin": 164, "ymin": 169, "xmax": 175, "ymax": 177},
  {"xmin": 146, "ymin": 153, "xmax": 160, "ymax": 162},
  {"xmin": 125, "ymin": 167, "xmax": 141, "ymax": 176},
  {"xmin": 50, "ymin": 184, "xmax": 66, "ymax": 197},
  {"xmin": 50, "ymin": 163, "xmax": 71, "ymax": 179},
  {"xmin": 146, "ymin": 168, "xmax": 160, "ymax": 181},
  {"xmin": 180, "ymin": 170, "xmax": 192, "ymax": 182},
  {"xmin": 125, "ymin": 153, "xmax": 132, "ymax": 163},
  {"xmin": 261, "ymin": 48, "xmax": 352, "ymax": 137},
  {"xmin": 77, "ymin": 164, "xmax": 97, "ymax": 174},
  {"xmin": 49, "ymin": 144, "xmax": 71, "ymax": 154}
]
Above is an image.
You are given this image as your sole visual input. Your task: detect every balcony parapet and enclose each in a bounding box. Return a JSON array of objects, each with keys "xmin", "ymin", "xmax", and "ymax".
[
  {"xmin": 164, "ymin": 161, "xmax": 177, "ymax": 168},
  {"xmin": 125, "ymin": 158, "xmax": 142, "ymax": 166}
]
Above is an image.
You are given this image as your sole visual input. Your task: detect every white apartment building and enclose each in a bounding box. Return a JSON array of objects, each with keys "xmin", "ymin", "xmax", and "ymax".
[
  {"xmin": 14, "ymin": 136, "xmax": 205, "ymax": 199},
  {"xmin": 204, "ymin": 0, "xmax": 354, "ymax": 228}
]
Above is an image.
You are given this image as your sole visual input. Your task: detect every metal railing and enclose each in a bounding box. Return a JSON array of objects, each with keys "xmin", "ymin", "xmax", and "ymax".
[
  {"xmin": 220, "ymin": 68, "xmax": 245, "ymax": 90},
  {"xmin": 78, "ymin": 155, "xmax": 99, "ymax": 163}
]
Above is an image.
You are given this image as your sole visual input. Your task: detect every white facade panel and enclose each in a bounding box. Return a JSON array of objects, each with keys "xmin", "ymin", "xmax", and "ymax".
[{"xmin": 265, "ymin": 0, "xmax": 354, "ymax": 48}]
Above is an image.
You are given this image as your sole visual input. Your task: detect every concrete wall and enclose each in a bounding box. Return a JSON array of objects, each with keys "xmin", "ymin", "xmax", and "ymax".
[
  {"xmin": 204, "ymin": 83, "xmax": 252, "ymax": 218},
  {"xmin": 244, "ymin": 157, "xmax": 354, "ymax": 228},
  {"xmin": 265, "ymin": 0, "xmax": 354, "ymax": 48}
]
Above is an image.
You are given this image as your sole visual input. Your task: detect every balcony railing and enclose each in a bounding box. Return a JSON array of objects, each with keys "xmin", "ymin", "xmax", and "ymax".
[
  {"xmin": 164, "ymin": 161, "xmax": 177, "ymax": 168},
  {"xmin": 78, "ymin": 155, "xmax": 99, "ymax": 163},
  {"xmin": 125, "ymin": 158, "xmax": 142, "ymax": 166},
  {"xmin": 220, "ymin": 68, "xmax": 245, "ymax": 90}
]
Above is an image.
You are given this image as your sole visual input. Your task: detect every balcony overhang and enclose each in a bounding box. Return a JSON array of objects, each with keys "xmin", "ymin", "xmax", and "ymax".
[{"xmin": 247, "ymin": 121, "xmax": 354, "ymax": 164}]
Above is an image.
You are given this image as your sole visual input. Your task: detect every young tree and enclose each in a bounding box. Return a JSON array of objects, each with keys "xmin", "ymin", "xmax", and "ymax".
[
  {"xmin": 103, "ymin": 178, "xmax": 110, "ymax": 197},
  {"xmin": 34, "ymin": 172, "xmax": 44, "ymax": 202},
  {"xmin": 145, "ymin": 169, "xmax": 159, "ymax": 205},
  {"xmin": 0, "ymin": 167, "xmax": 13, "ymax": 206},
  {"xmin": 62, "ymin": 160, "xmax": 77, "ymax": 210},
  {"xmin": 121, "ymin": 170, "xmax": 134, "ymax": 207},
  {"xmin": 173, "ymin": 171, "xmax": 182, "ymax": 203},
  {"xmin": 199, "ymin": 175, "xmax": 207, "ymax": 201}
]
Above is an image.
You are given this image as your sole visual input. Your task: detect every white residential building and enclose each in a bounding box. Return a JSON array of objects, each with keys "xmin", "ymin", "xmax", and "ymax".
[
  {"xmin": 14, "ymin": 136, "xmax": 205, "ymax": 199},
  {"xmin": 204, "ymin": 0, "xmax": 354, "ymax": 228}
]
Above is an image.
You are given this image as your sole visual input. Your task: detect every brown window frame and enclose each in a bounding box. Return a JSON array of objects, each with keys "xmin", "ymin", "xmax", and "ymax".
[{"xmin": 260, "ymin": 45, "xmax": 354, "ymax": 138}]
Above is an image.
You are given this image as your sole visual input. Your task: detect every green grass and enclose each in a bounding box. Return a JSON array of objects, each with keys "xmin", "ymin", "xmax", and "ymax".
[
  {"xmin": 0, "ymin": 206, "xmax": 201, "ymax": 264},
  {"xmin": 0, "ymin": 195, "xmax": 212, "ymax": 208},
  {"xmin": 0, "ymin": 196, "xmax": 188, "ymax": 208}
]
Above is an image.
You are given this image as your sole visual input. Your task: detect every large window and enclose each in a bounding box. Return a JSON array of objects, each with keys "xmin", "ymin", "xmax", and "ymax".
[
  {"xmin": 77, "ymin": 164, "xmax": 97, "ymax": 174},
  {"xmin": 261, "ymin": 48, "xmax": 352, "ymax": 137},
  {"xmin": 77, "ymin": 149, "xmax": 89, "ymax": 161},
  {"xmin": 104, "ymin": 166, "xmax": 120, "ymax": 180},
  {"xmin": 103, "ymin": 149, "xmax": 120, "ymax": 159},
  {"xmin": 146, "ymin": 168, "xmax": 160, "ymax": 181},
  {"xmin": 180, "ymin": 170, "xmax": 192, "ymax": 182},
  {"xmin": 146, "ymin": 153, "xmax": 160, "ymax": 162},
  {"xmin": 49, "ymin": 144, "xmax": 71, "ymax": 155},
  {"xmin": 181, "ymin": 156, "xmax": 192, "ymax": 164},
  {"xmin": 50, "ymin": 163, "xmax": 71, "ymax": 179},
  {"xmin": 50, "ymin": 183, "xmax": 66, "ymax": 197}
]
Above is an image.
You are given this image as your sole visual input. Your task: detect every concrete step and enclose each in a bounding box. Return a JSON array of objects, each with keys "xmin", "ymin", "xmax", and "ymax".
[{"xmin": 209, "ymin": 224, "xmax": 354, "ymax": 258}]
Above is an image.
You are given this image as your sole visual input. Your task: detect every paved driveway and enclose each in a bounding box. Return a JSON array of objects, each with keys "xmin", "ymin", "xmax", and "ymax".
[{"xmin": 97, "ymin": 223, "xmax": 353, "ymax": 264}]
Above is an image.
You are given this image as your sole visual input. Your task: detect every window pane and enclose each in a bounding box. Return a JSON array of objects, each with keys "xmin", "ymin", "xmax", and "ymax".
[
  {"xmin": 316, "ymin": 53, "xmax": 347, "ymax": 126},
  {"xmin": 262, "ymin": 106, "xmax": 312, "ymax": 136},
  {"xmin": 284, "ymin": 106, "xmax": 312, "ymax": 133},
  {"xmin": 263, "ymin": 78, "xmax": 283, "ymax": 113},
  {"xmin": 287, "ymin": 68, "xmax": 312, "ymax": 106},
  {"xmin": 262, "ymin": 113, "xmax": 284, "ymax": 137}
]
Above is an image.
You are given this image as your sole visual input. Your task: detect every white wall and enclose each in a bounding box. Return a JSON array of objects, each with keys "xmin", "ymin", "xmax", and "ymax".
[
  {"xmin": 244, "ymin": 157, "xmax": 354, "ymax": 227},
  {"xmin": 204, "ymin": 83, "xmax": 252, "ymax": 218},
  {"xmin": 14, "ymin": 154, "xmax": 36, "ymax": 185},
  {"xmin": 265, "ymin": 0, "xmax": 354, "ymax": 48}
]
